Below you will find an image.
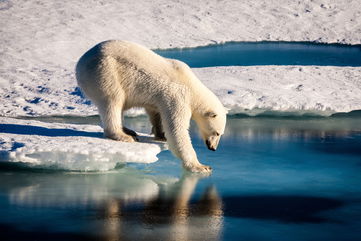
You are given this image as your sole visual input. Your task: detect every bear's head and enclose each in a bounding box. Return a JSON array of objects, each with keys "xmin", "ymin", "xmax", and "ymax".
[{"xmin": 196, "ymin": 109, "xmax": 227, "ymax": 151}]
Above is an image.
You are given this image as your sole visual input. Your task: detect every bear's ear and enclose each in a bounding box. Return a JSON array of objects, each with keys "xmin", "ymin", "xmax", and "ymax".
[{"xmin": 205, "ymin": 111, "xmax": 217, "ymax": 118}]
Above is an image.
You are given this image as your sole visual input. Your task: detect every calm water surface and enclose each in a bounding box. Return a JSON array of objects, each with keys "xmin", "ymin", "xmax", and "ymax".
[
  {"xmin": 0, "ymin": 116, "xmax": 360, "ymax": 241},
  {"xmin": 155, "ymin": 42, "xmax": 361, "ymax": 67}
]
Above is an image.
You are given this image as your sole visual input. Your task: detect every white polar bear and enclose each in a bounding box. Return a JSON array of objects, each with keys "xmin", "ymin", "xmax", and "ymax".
[{"xmin": 76, "ymin": 40, "xmax": 227, "ymax": 173}]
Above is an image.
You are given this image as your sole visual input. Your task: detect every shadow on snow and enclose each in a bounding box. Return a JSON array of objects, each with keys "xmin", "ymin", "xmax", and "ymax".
[{"xmin": 0, "ymin": 124, "xmax": 102, "ymax": 138}]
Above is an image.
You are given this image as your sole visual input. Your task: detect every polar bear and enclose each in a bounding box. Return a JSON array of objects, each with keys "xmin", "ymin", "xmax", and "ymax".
[{"xmin": 76, "ymin": 40, "xmax": 227, "ymax": 173}]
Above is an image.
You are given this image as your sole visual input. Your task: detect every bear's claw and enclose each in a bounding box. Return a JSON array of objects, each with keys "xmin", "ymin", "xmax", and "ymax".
[{"xmin": 105, "ymin": 133, "xmax": 137, "ymax": 142}]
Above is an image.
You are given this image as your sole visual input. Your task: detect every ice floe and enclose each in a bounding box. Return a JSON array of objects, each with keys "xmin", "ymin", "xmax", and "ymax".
[{"xmin": 0, "ymin": 117, "xmax": 165, "ymax": 171}]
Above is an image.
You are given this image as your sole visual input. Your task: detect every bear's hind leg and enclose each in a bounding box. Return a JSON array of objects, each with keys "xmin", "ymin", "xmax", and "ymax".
[
  {"xmin": 98, "ymin": 100, "xmax": 136, "ymax": 142},
  {"xmin": 146, "ymin": 108, "xmax": 166, "ymax": 141},
  {"xmin": 123, "ymin": 127, "xmax": 138, "ymax": 137}
]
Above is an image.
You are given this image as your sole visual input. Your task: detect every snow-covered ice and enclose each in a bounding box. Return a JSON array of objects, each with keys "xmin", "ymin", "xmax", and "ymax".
[
  {"xmin": 1, "ymin": 0, "xmax": 361, "ymax": 117},
  {"xmin": 195, "ymin": 66, "xmax": 361, "ymax": 116},
  {"xmin": 0, "ymin": 117, "xmax": 165, "ymax": 171},
  {"xmin": 1, "ymin": 66, "xmax": 360, "ymax": 117}
]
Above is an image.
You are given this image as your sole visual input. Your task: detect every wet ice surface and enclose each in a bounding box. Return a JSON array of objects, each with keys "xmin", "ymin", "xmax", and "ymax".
[{"xmin": 0, "ymin": 116, "xmax": 360, "ymax": 241}]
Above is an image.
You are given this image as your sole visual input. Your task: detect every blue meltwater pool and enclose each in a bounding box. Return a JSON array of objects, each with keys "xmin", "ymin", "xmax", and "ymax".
[
  {"xmin": 0, "ymin": 116, "xmax": 360, "ymax": 241},
  {"xmin": 155, "ymin": 42, "xmax": 361, "ymax": 67}
]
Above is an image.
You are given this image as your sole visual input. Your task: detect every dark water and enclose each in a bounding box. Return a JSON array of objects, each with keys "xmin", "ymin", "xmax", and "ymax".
[
  {"xmin": 155, "ymin": 42, "xmax": 361, "ymax": 67},
  {"xmin": 1, "ymin": 116, "xmax": 361, "ymax": 241}
]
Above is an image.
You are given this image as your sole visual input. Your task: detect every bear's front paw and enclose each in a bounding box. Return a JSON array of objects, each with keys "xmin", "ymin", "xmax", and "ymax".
[
  {"xmin": 184, "ymin": 163, "xmax": 212, "ymax": 174},
  {"xmin": 105, "ymin": 133, "xmax": 137, "ymax": 142}
]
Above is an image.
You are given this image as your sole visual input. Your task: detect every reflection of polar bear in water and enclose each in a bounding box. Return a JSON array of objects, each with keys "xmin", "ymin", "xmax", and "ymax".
[{"xmin": 76, "ymin": 40, "xmax": 227, "ymax": 173}]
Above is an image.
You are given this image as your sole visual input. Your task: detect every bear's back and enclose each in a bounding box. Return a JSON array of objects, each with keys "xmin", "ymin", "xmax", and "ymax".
[
  {"xmin": 76, "ymin": 40, "xmax": 205, "ymax": 96},
  {"xmin": 99, "ymin": 40, "xmax": 170, "ymax": 72}
]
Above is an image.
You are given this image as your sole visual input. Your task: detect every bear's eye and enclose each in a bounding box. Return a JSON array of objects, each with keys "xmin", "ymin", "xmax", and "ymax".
[
  {"xmin": 215, "ymin": 132, "xmax": 220, "ymax": 136},
  {"xmin": 205, "ymin": 111, "xmax": 217, "ymax": 118}
]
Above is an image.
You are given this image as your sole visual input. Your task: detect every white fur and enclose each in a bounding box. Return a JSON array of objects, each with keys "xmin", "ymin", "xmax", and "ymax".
[{"xmin": 76, "ymin": 40, "xmax": 227, "ymax": 173}]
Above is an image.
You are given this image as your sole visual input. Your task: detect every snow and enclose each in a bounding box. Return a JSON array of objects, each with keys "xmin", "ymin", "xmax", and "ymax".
[
  {"xmin": 1, "ymin": 0, "xmax": 360, "ymax": 117},
  {"xmin": 1, "ymin": 66, "xmax": 360, "ymax": 117},
  {"xmin": 195, "ymin": 66, "xmax": 361, "ymax": 116},
  {"xmin": 0, "ymin": 117, "xmax": 165, "ymax": 171}
]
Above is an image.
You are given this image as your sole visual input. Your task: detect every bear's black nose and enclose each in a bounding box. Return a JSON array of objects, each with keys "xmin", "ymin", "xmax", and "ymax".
[{"xmin": 206, "ymin": 140, "xmax": 216, "ymax": 151}]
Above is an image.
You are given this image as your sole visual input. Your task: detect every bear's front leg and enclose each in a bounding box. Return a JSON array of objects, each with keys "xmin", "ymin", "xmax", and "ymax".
[
  {"xmin": 173, "ymin": 138, "xmax": 212, "ymax": 173},
  {"xmin": 160, "ymin": 106, "xmax": 212, "ymax": 174}
]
